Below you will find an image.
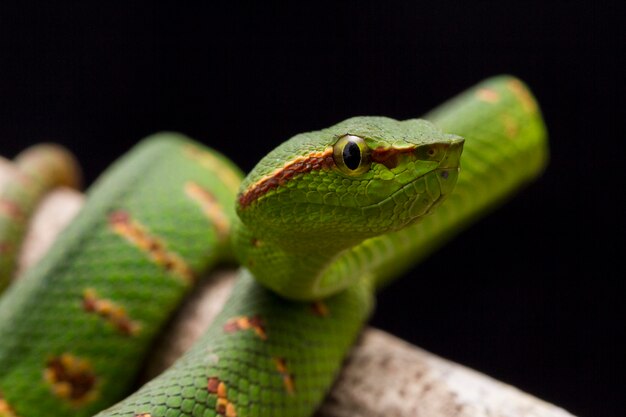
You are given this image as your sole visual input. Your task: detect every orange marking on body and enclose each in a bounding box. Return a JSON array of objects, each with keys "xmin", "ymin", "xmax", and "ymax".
[
  {"xmin": 223, "ymin": 315, "xmax": 267, "ymax": 340},
  {"xmin": 207, "ymin": 376, "xmax": 220, "ymax": 393},
  {"xmin": 507, "ymin": 79, "xmax": 537, "ymax": 113},
  {"xmin": 82, "ymin": 289, "xmax": 141, "ymax": 336},
  {"xmin": 185, "ymin": 182, "xmax": 230, "ymax": 239},
  {"xmin": 274, "ymin": 357, "xmax": 295, "ymax": 395},
  {"xmin": 475, "ymin": 88, "xmax": 500, "ymax": 103},
  {"xmin": 134, "ymin": 414, "xmax": 152, "ymax": 417},
  {"xmin": 109, "ymin": 211, "xmax": 194, "ymax": 284},
  {"xmin": 238, "ymin": 148, "xmax": 335, "ymax": 207},
  {"xmin": 43, "ymin": 354, "xmax": 98, "ymax": 406},
  {"xmin": 216, "ymin": 398, "xmax": 228, "ymax": 415},
  {"xmin": 184, "ymin": 145, "xmax": 241, "ymax": 193},
  {"xmin": 370, "ymin": 146, "xmax": 417, "ymax": 169},
  {"xmin": 225, "ymin": 403, "xmax": 237, "ymax": 417},
  {"xmin": 311, "ymin": 301, "xmax": 329, "ymax": 317},
  {"xmin": 0, "ymin": 199, "xmax": 24, "ymax": 221},
  {"xmin": 217, "ymin": 381, "xmax": 229, "ymax": 398},
  {"xmin": 207, "ymin": 377, "xmax": 237, "ymax": 416},
  {"xmin": 0, "ymin": 392, "xmax": 21, "ymax": 417},
  {"xmin": 501, "ymin": 114, "xmax": 519, "ymax": 139}
]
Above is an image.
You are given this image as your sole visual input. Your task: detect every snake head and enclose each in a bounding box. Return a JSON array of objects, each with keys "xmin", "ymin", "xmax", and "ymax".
[{"xmin": 237, "ymin": 116, "xmax": 463, "ymax": 242}]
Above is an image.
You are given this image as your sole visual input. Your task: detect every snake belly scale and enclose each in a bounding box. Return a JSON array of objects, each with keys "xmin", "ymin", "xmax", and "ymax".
[{"xmin": 0, "ymin": 75, "xmax": 547, "ymax": 417}]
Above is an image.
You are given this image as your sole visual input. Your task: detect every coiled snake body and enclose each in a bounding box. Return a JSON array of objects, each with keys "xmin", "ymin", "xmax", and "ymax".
[{"xmin": 0, "ymin": 76, "xmax": 547, "ymax": 417}]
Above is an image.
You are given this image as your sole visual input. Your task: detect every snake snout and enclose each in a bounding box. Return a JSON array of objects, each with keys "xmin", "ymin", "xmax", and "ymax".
[
  {"xmin": 428, "ymin": 137, "xmax": 464, "ymax": 211},
  {"xmin": 438, "ymin": 137, "xmax": 464, "ymax": 170}
]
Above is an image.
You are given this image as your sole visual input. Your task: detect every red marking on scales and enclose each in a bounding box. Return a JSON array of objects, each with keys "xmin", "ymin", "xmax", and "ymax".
[
  {"xmin": 185, "ymin": 182, "xmax": 230, "ymax": 239},
  {"xmin": 0, "ymin": 392, "xmax": 21, "ymax": 417},
  {"xmin": 273, "ymin": 357, "xmax": 296, "ymax": 395},
  {"xmin": 82, "ymin": 289, "xmax": 141, "ymax": 336},
  {"xmin": 310, "ymin": 301, "xmax": 330, "ymax": 317},
  {"xmin": 43, "ymin": 354, "xmax": 98, "ymax": 406},
  {"xmin": 507, "ymin": 79, "xmax": 537, "ymax": 113},
  {"xmin": 134, "ymin": 414, "xmax": 152, "ymax": 417},
  {"xmin": 108, "ymin": 210, "xmax": 194, "ymax": 284},
  {"xmin": 238, "ymin": 148, "xmax": 335, "ymax": 207},
  {"xmin": 223, "ymin": 315, "xmax": 267, "ymax": 340},
  {"xmin": 501, "ymin": 114, "xmax": 519, "ymax": 139},
  {"xmin": 370, "ymin": 146, "xmax": 417, "ymax": 169},
  {"xmin": 207, "ymin": 377, "xmax": 237, "ymax": 416},
  {"xmin": 475, "ymin": 88, "xmax": 500, "ymax": 103},
  {"xmin": 207, "ymin": 377, "xmax": 220, "ymax": 393},
  {"xmin": 183, "ymin": 145, "xmax": 241, "ymax": 193}
]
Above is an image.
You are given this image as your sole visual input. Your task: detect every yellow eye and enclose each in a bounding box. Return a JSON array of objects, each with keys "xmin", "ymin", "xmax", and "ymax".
[{"xmin": 333, "ymin": 135, "xmax": 371, "ymax": 176}]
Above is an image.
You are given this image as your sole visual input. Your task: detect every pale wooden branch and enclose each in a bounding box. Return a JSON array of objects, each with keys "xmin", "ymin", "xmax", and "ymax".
[
  {"xmin": 17, "ymin": 188, "xmax": 84, "ymax": 278},
  {"xmin": 9, "ymin": 181, "xmax": 575, "ymax": 417}
]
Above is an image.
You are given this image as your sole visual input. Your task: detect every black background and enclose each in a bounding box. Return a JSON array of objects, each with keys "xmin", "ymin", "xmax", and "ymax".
[{"xmin": 0, "ymin": 3, "xmax": 623, "ymax": 416}]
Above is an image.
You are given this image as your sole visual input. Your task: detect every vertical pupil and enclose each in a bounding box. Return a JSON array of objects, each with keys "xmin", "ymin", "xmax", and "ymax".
[{"xmin": 342, "ymin": 141, "xmax": 361, "ymax": 170}]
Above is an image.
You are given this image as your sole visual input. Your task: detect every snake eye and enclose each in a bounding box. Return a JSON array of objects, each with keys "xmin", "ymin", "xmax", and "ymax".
[{"xmin": 333, "ymin": 135, "xmax": 371, "ymax": 176}]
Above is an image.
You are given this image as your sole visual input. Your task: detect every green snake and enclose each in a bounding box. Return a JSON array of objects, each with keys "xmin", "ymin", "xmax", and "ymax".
[{"xmin": 0, "ymin": 76, "xmax": 547, "ymax": 417}]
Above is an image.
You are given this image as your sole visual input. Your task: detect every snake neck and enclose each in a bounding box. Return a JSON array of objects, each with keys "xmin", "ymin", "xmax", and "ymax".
[
  {"xmin": 232, "ymin": 117, "xmax": 463, "ymax": 301},
  {"xmin": 232, "ymin": 217, "xmax": 379, "ymax": 300}
]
